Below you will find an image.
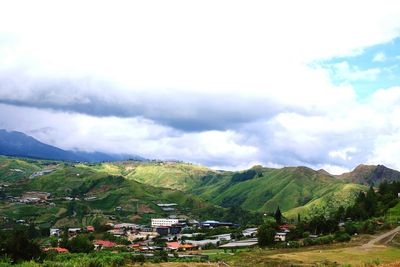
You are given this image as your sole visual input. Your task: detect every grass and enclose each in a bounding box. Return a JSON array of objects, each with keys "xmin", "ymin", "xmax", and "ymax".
[{"xmin": 206, "ymin": 245, "xmax": 400, "ymax": 267}]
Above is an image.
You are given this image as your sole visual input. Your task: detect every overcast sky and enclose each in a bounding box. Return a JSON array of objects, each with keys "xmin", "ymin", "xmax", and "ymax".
[{"xmin": 1, "ymin": 1, "xmax": 400, "ymax": 173}]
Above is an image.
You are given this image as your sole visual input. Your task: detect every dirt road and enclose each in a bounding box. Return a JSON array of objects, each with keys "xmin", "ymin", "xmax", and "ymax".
[{"xmin": 361, "ymin": 226, "xmax": 400, "ymax": 249}]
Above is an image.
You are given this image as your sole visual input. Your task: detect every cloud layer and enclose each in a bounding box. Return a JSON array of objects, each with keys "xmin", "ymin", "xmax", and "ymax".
[{"xmin": 1, "ymin": 0, "xmax": 400, "ymax": 173}]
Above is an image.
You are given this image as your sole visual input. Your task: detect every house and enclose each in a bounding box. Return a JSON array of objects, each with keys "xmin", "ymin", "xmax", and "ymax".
[
  {"xmin": 68, "ymin": 228, "xmax": 81, "ymax": 236},
  {"xmin": 156, "ymin": 226, "xmax": 170, "ymax": 236},
  {"xmin": 44, "ymin": 247, "xmax": 69, "ymax": 253},
  {"xmin": 185, "ymin": 239, "xmax": 220, "ymax": 247},
  {"xmin": 84, "ymin": 196, "xmax": 97, "ymax": 201},
  {"xmin": 219, "ymin": 238, "xmax": 258, "ymax": 249},
  {"xmin": 22, "ymin": 191, "xmax": 51, "ymax": 201},
  {"xmin": 242, "ymin": 228, "xmax": 257, "ymax": 237},
  {"xmin": 157, "ymin": 203, "xmax": 178, "ymax": 207},
  {"xmin": 107, "ymin": 228, "xmax": 125, "ymax": 237},
  {"xmin": 94, "ymin": 240, "xmax": 117, "ymax": 250},
  {"xmin": 86, "ymin": 226, "xmax": 95, "ymax": 232},
  {"xmin": 50, "ymin": 228, "xmax": 62, "ymax": 237},
  {"xmin": 166, "ymin": 242, "xmax": 196, "ymax": 251},
  {"xmin": 200, "ymin": 220, "xmax": 220, "ymax": 228},
  {"xmin": 278, "ymin": 224, "xmax": 293, "ymax": 232},
  {"xmin": 212, "ymin": 233, "xmax": 232, "ymax": 242},
  {"xmin": 151, "ymin": 218, "xmax": 179, "ymax": 227},
  {"xmin": 274, "ymin": 232, "xmax": 287, "ymax": 242},
  {"xmin": 200, "ymin": 220, "xmax": 235, "ymax": 228},
  {"xmin": 114, "ymin": 223, "xmax": 138, "ymax": 230}
]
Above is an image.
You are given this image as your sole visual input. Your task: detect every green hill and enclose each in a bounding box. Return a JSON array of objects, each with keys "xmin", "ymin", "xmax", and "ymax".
[
  {"xmin": 185, "ymin": 166, "xmax": 366, "ymax": 218},
  {"xmin": 96, "ymin": 162, "xmax": 367, "ymax": 218},
  {"xmin": 0, "ymin": 157, "xmax": 237, "ymax": 228},
  {"xmin": 0, "ymin": 157, "xmax": 370, "ymax": 225}
]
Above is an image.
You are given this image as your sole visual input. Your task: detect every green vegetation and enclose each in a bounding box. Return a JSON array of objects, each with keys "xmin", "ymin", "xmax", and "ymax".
[
  {"xmin": 102, "ymin": 162, "xmax": 366, "ymax": 218},
  {"xmin": 0, "ymin": 157, "xmax": 263, "ymax": 228},
  {"xmin": 187, "ymin": 166, "xmax": 366, "ymax": 218},
  {"xmin": 345, "ymin": 181, "xmax": 400, "ymax": 221}
]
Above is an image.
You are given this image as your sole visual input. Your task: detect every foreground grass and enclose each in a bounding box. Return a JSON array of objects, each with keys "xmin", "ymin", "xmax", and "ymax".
[{"xmin": 209, "ymin": 245, "xmax": 400, "ymax": 267}]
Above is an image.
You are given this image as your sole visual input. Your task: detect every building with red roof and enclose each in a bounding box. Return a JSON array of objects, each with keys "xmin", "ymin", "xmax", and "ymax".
[
  {"xmin": 94, "ymin": 240, "xmax": 117, "ymax": 249},
  {"xmin": 166, "ymin": 242, "xmax": 196, "ymax": 250},
  {"xmin": 44, "ymin": 247, "xmax": 69, "ymax": 253}
]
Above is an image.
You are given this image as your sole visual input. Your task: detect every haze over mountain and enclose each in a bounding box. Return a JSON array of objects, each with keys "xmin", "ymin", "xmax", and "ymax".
[{"xmin": 0, "ymin": 129, "xmax": 144, "ymax": 162}]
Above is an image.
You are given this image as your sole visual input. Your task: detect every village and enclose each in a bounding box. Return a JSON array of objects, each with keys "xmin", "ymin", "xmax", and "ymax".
[
  {"xmin": 0, "ymin": 189, "xmax": 299, "ymax": 259},
  {"xmin": 2, "ymin": 184, "xmax": 398, "ymax": 265}
]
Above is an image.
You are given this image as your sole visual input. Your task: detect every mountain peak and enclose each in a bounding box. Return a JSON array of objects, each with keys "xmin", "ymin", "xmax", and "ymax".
[
  {"xmin": 338, "ymin": 164, "xmax": 400, "ymax": 185},
  {"xmin": 0, "ymin": 129, "xmax": 144, "ymax": 162}
]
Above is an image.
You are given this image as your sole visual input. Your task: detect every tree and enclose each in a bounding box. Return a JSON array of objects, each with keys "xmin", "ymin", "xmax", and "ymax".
[
  {"xmin": 274, "ymin": 206, "xmax": 282, "ymax": 225},
  {"xmin": 365, "ymin": 186, "xmax": 377, "ymax": 216},
  {"xmin": 257, "ymin": 222, "xmax": 276, "ymax": 247},
  {"xmin": 27, "ymin": 223, "xmax": 39, "ymax": 239},
  {"xmin": 59, "ymin": 228, "xmax": 69, "ymax": 249},
  {"xmin": 67, "ymin": 235, "xmax": 94, "ymax": 253},
  {"xmin": 297, "ymin": 213, "xmax": 301, "ymax": 223},
  {"xmin": 0, "ymin": 230, "xmax": 42, "ymax": 262}
]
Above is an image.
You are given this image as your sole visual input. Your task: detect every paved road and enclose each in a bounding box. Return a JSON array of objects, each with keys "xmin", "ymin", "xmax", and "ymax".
[{"xmin": 361, "ymin": 226, "xmax": 400, "ymax": 249}]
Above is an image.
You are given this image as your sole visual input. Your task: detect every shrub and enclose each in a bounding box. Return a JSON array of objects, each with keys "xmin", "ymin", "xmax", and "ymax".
[
  {"xmin": 334, "ymin": 231, "xmax": 351, "ymax": 242},
  {"xmin": 302, "ymin": 231, "xmax": 310, "ymax": 238}
]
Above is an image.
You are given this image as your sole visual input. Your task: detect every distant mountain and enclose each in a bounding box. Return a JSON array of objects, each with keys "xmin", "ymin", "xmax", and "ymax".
[
  {"xmin": 337, "ymin": 164, "xmax": 400, "ymax": 185},
  {"xmin": 0, "ymin": 129, "xmax": 144, "ymax": 162}
]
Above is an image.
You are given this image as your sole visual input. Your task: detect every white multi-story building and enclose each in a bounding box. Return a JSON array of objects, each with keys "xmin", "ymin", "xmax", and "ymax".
[{"xmin": 151, "ymin": 218, "xmax": 179, "ymax": 227}]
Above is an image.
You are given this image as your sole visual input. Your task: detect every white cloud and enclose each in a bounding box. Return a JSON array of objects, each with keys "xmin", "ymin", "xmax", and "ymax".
[
  {"xmin": 329, "ymin": 148, "xmax": 357, "ymax": 161},
  {"xmin": 1, "ymin": 1, "xmax": 400, "ymax": 172},
  {"xmin": 373, "ymin": 52, "xmax": 386, "ymax": 62},
  {"xmin": 331, "ymin": 61, "xmax": 381, "ymax": 81}
]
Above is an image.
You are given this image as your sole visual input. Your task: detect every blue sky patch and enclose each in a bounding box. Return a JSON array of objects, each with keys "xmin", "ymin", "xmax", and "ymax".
[{"xmin": 317, "ymin": 37, "xmax": 400, "ymax": 99}]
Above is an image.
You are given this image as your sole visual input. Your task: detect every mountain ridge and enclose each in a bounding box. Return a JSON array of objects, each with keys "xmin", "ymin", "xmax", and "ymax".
[
  {"xmin": 337, "ymin": 164, "xmax": 400, "ymax": 185},
  {"xmin": 0, "ymin": 129, "xmax": 144, "ymax": 163}
]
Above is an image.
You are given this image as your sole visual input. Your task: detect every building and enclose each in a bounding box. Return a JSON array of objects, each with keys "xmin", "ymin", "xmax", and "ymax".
[
  {"xmin": 50, "ymin": 228, "xmax": 62, "ymax": 237},
  {"xmin": 44, "ymin": 247, "xmax": 69, "ymax": 253},
  {"xmin": 156, "ymin": 226, "xmax": 170, "ymax": 236},
  {"xmin": 185, "ymin": 239, "xmax": 220, "ymax": 247},
  {"xmin": 157, "ymin": 203, "xmax": 178, "ymax": 207},
  {"xmin": 151, "ymin": 218, "xmax": 179, "ymax": 227},
  {"xmin": 219, "ymin": 238, "xmax": 258, "ymax": 249},
  {"xmin": 68, "ymin": 228, "xmax": 81, "ymax": 236},
  {"xmin": 242, "ymin": 228, "xmax": 257, "ymax": 237},
  {"xmin": 166, "ymin": 242, "xmax": 196, "ymax": 251},
  {"xmin": 212, "ymin": 233, "xmax": 232, "ymax": 242},
  {"xmin": 94, "ymin": 240, "xmax": 117, "ymax": 250},
  {"xmin": 200, "ymin": 220, "xmax": 236, "ymax": 228},
  {"xmin": 274, "ymin": 232, "xmax": 287, "ymax": 242},
  {"xmin": 114, "ymin": 223, "xmax": 138, "ymax": 230},
  {"xmin": 22, "ymin": 191, "xmax": 51, "ymax": 201}
]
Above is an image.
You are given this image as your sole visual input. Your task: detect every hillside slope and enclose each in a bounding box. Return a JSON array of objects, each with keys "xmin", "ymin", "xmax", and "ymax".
[
  {"xmin": 103, "ymin": 162, "xmax": 367, "ymax": 218},
  {"xmin": 188, "ymin": 166, "xmax": 366, "ymax": 217},
  {"xmin": 0, "ymin": 157, "xmax": 233, "ymax": 228},
  {"xmin": 338, "ymin": 164, "xmax": 400, "ymax": 185}
]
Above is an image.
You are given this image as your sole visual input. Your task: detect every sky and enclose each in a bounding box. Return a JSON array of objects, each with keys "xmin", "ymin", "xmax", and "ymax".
[{"xmin": 1, "ymin": 1, "xmax": 400, "ymax": 174}]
